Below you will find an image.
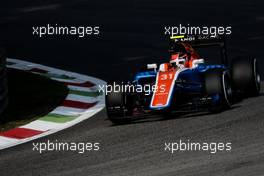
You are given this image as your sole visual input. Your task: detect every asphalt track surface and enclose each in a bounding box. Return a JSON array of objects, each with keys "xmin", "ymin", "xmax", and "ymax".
[{"xmin": 0, "ymin": 0, "xmax": 264, "ymax": 175}]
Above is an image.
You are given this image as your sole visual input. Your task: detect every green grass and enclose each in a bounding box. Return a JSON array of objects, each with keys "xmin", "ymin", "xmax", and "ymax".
[{"xmin": 0, "ymin": 68, "xmax": 69, "ymax": 132}]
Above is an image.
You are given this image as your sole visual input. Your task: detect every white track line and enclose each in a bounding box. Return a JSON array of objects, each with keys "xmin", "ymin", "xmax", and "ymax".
[
  {"xmin": 66, "ymin": 94, "xmax": 98, "ymax": 103},
  {"xmin": 21, "ymin": 120, "xmax": 64, "ymax": 131}
]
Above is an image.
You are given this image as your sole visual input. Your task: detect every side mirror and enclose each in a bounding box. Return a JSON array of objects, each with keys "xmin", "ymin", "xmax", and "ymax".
[
  {"xmin": 192, "ymin": 59, "xmax": 204, "ymax": 68},
  {"xmin": 147, "ymin": 63, "xmax": 157, "ymax": 72},
  {"xmin": 159, "ymin": 63, "xmax": 169, "ymax": 72}
]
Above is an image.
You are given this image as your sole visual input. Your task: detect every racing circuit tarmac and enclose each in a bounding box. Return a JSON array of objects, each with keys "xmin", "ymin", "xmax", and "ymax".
[{"xmin": 0, "ymin": 0, "xmax": 264, "ymax": 175}]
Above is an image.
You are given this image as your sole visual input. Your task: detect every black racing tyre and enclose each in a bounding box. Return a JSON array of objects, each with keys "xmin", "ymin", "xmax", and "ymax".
[
  {"xmin": 231, "ymin": 57, "xmax": 261, "ymax": 96},
  {"xmin": 105, "ymin": 83, "xmax": 134, "ymax": 124},
  {"xmin": 204, "ymin": 69, "xmax": 233, "ymax": 113}
]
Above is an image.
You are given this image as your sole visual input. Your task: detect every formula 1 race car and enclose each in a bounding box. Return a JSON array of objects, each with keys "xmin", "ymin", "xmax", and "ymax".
[{"xmin": 105, "ymin": 35, "xmax": 261, "ymax": 124}]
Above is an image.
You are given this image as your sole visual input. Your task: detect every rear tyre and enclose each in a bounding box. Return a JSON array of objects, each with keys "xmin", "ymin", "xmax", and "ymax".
[
  {"xmin": 231, "ymin": 57, "xmax": 261, "ymax": 96},
  {"xmin": 105, "ymin": 83, "xmax": 134, "ymax": 124},
  {"xmin": 204, "ymin": 69, "xmax": 233, "ymax": 113}
]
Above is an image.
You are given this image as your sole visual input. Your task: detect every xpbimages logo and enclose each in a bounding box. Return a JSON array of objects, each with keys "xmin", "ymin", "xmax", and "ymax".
[
  {"xmin": 98, "ymin": 82, "xmax": 166, "ymax": 96},
  {"xmin": 164, "ymin": 139, "xmax": 232, "ymax": 154},
  {"xmin": 164, "ymin": 24, "xmax": 232, "ymax": 38},
  {"xmin": 32, "ymin": 24, "xmax": 100, "ymax": 38},
  {"xmin": 32, "ymin": 140, "xmax": 100, "ymax": 154}
]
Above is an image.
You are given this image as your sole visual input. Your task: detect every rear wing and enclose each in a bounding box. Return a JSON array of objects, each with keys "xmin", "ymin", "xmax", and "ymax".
[{"xmin": 169, "ymin": 35, "xmax": 228, "ymax": 65}]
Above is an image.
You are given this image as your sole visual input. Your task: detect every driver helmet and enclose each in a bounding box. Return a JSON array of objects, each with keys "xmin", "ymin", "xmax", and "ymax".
[{"xmin": 169, "ymin": 43, "xmax": 189, "ymax": 68}]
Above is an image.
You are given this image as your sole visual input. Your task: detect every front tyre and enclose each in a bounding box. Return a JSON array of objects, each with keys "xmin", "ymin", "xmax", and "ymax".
[
  {"xmin": 105, "ymin": 84, "xmax": 134, "ymax": 124},
  {"xmin": 204, "ymin": 69, "xmax": 233, "ymax": 113}
]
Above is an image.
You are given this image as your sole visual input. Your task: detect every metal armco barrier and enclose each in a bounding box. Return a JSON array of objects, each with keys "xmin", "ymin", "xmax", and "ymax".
[{"xmin": 0, "ymin": 49, "xmax": 8, "ymax": 116}]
